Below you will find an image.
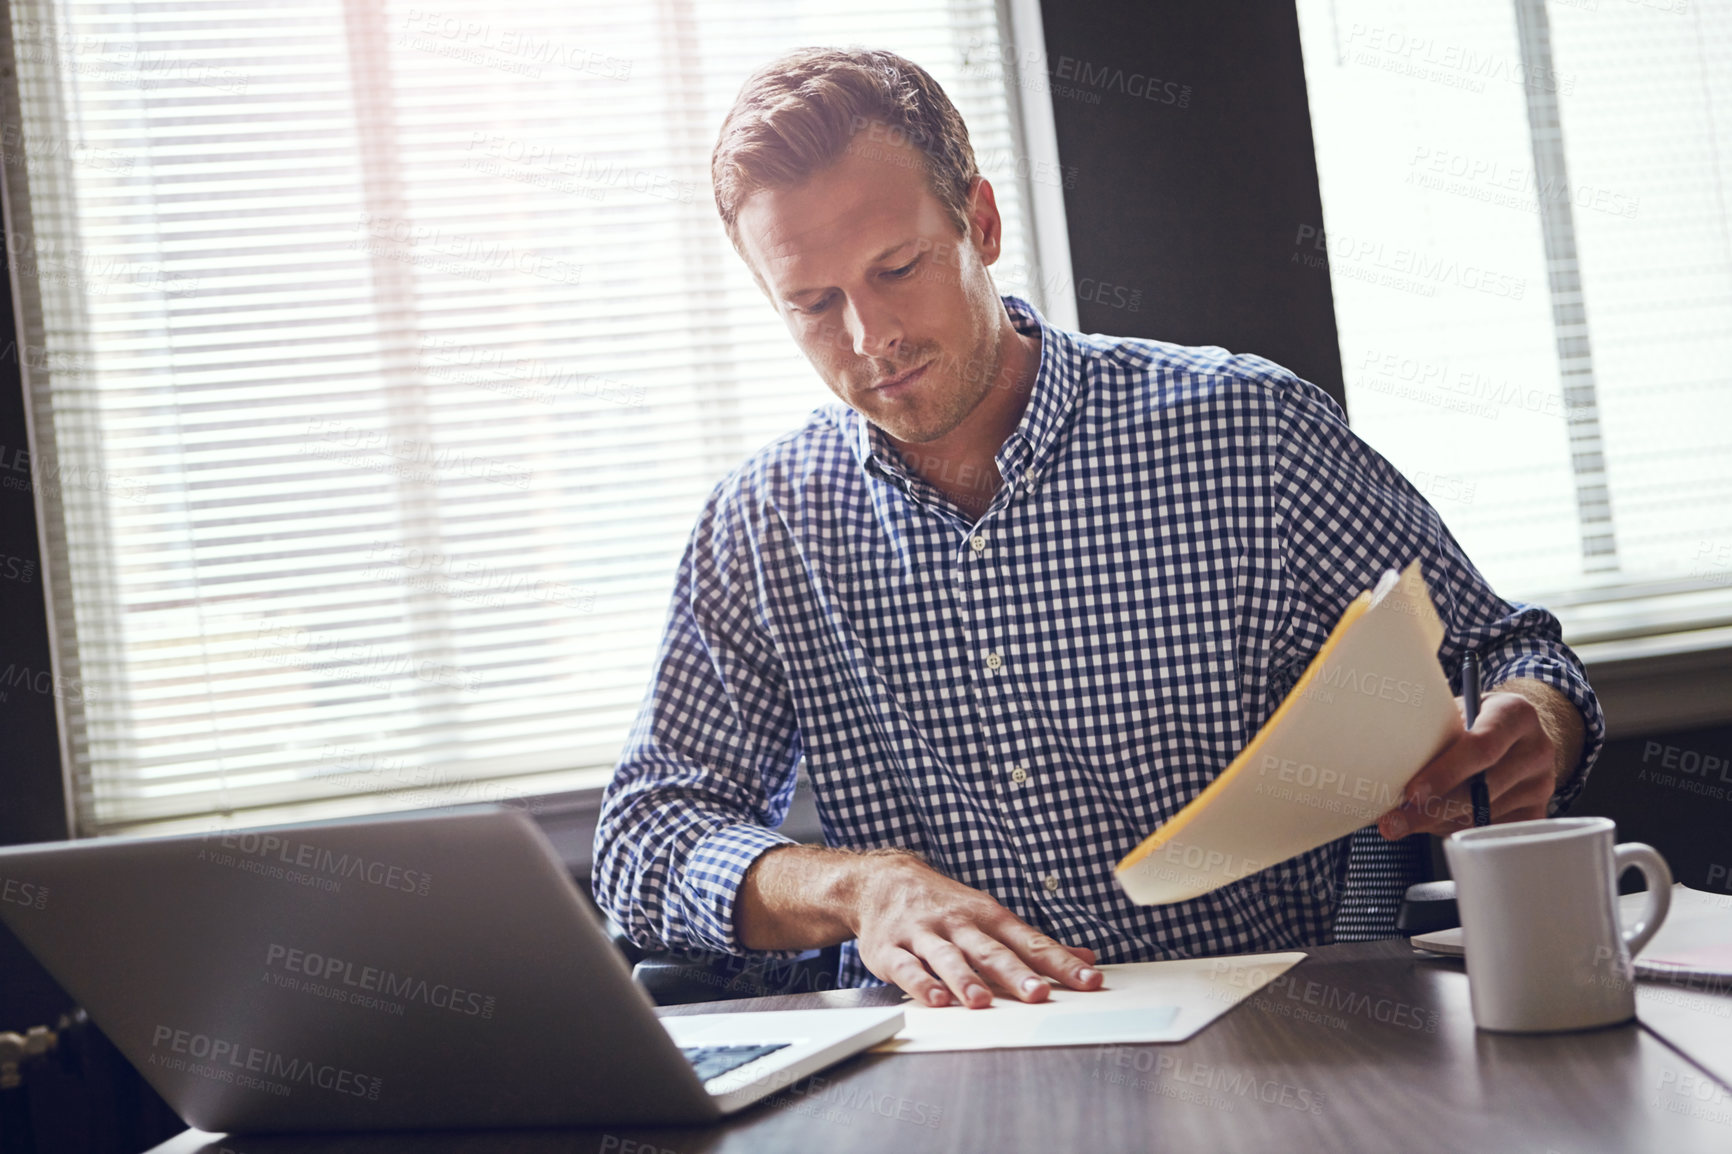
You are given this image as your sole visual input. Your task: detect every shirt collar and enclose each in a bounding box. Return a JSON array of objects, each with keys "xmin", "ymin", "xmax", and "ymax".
[{"xmin": 843, "ymin": 293, "xmax": 1085, "ymax": 490}]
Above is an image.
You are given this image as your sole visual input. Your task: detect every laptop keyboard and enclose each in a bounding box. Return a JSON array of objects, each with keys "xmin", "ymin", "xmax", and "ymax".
[{"xmin": 680, "ymin": 1042, "xmax": 790, "ymax": 1083}]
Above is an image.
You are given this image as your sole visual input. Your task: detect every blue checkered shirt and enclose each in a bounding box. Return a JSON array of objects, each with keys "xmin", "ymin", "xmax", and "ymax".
[{"xmin": 594, "ymin": 295, "xmax": 1605, "ymax": 987}]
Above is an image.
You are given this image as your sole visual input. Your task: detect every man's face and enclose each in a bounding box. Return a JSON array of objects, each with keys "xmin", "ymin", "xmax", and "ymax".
[{"xmin": 734, "ymin": 135, "xmax": 1008, "ymax": 446}]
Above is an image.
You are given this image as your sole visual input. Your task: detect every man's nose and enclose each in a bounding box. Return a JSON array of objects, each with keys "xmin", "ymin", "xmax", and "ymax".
[{"xmin": 844, "ymin": 295, "xmax": 903, "ymax": 360}]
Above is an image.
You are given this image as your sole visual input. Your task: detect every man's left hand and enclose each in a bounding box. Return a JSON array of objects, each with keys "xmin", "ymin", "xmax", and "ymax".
[{"xmin": 1377, "ymin": 680, "xmax": 1584, "ymax": 840}]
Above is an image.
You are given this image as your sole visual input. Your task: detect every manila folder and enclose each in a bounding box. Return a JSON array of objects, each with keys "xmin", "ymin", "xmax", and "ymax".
[{"xmin": 1115, "ymin": 561, "xmax": 1463, "ymax": 905}]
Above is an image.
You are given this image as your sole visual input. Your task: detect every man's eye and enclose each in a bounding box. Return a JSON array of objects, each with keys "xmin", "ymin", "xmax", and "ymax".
[
  {"xmin": 885, "ymin": 260, "xmax": 918, "ymax": 279},
  {"xmin": 796, "ymin": 295, "xmax": 833, "ymax": 316}
]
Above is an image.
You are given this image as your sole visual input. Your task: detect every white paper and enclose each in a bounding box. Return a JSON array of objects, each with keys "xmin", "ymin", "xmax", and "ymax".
[{"xmin": 872, "ymin": 951, "xmax": 1306, "ymax": 1053}]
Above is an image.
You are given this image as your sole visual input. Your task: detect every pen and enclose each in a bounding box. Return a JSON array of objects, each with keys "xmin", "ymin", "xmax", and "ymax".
[{"xmin": 1464, "ymin": 651, "xmax": 1489, "ymax": 826}]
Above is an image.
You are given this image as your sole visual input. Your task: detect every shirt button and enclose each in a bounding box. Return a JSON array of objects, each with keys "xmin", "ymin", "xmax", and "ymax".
[
  {"xmin": 1011, "ymin": 765, "xmax": 1029, "ymax": 784},
  {"xmin": 970, "ymin": 534, "xmax": 987, "ymax": 554},
  {"xmin": 1044, "ymin": 874, "xmax": 1061, "ymax": 894},
  {"xmin": 985, "ymin": 652, "xmax": 1003, "ymax": 671}
]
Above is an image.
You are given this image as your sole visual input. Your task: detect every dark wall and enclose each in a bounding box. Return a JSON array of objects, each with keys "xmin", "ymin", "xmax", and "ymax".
[
  {"xmin": 0, "ymin": 243, "xmax": 67, "ymax": 848},
  {"xmin": 1572, "ymin": 725, "xmax": 1732, "ymax": 894},
  {"xmin": 1038, "ymin": 2, "xmax": 1346, "ymax": 406}
]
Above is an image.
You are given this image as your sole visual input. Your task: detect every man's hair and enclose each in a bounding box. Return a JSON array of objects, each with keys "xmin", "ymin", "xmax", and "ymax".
[{"xmin": 711, "ymin": 47, "xmax": 979, "ymax": 253}]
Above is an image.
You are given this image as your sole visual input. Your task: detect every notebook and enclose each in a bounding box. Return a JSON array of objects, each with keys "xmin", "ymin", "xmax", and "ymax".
[{"xmin": 1116, "ymin": 561, "xmax": 1463, "ymax": 904}]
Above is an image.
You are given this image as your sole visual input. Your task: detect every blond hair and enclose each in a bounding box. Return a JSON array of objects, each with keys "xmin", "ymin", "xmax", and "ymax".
[{"xmin": 711, "ymin": 47, "xmax": 979, "ymax": 251}]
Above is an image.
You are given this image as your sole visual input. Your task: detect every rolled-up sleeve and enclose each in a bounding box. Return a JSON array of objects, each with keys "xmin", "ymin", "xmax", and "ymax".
[
  {"xmin": 1260, "ymin": 361, "xmax": 1605, "ymax": 810},
  {"xmin": 592, "ymin": 478, "xmax": 805, "ymax": 956}
]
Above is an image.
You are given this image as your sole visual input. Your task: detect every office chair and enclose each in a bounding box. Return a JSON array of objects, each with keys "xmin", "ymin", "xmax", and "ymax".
[
  {"xmin": 610, "ymin": 921, "xmax": 843, "ymax": 1006},
  {"xmin": 1331, "ymin": 826, "xmax": 1433, "ymax": 941}
]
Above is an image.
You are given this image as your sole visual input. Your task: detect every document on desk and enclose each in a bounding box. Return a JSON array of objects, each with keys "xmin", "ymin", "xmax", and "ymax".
[
  {"xmin": 872, "ymin": 951, "xmax": 1305, "ymax": 1053},
  {"xmin": 1116, "ymin": 560, "xmax": 1462, "ymax": 905}
]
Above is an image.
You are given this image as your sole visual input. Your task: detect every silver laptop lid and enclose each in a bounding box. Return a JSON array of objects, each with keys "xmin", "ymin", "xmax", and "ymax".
[{"xmin": 0, "ymin": 806, "xmax": 718, "ymax": 1131}]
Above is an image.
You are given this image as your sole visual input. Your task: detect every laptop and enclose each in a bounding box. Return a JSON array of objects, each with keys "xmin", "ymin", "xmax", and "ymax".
[{"xmin": 0, "ymin": 806, "xmax": 903, "ymax": 1131}]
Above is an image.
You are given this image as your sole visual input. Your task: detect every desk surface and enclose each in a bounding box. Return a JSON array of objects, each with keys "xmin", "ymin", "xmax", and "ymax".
[{"xmin": 147, "ymin": 940, "xmax": 1732, "ymax": 1154}]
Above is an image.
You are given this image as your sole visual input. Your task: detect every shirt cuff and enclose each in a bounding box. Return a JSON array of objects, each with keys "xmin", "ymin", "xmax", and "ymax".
[
  {"xmin": 678, "ymin": 821, "xmax": 803, "ymax": 956},
  {"xmin": 1485, "ymin": 654, "xmax": 1606, "ymax": 814}
]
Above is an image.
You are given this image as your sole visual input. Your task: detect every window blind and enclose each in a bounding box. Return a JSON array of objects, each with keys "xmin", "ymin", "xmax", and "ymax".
[
  {"xmin": 1294, "ymin": 0, "xmax": 1732, "ymax": 650},
  {"xmin": 2, "ymin": 0, "xmax": 1050, "ymax": 834}
]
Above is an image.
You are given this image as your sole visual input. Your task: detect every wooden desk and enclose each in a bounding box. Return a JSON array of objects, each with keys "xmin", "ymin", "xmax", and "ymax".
[{"xmin": 145, "ymin": 940, "xmax": 1732, "ymax": 1154}]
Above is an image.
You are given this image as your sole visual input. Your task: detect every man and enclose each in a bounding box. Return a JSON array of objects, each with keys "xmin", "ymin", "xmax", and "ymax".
[{"xmin": 594, "ymin": 48, "xmax": 1602, "ymax": 1010}]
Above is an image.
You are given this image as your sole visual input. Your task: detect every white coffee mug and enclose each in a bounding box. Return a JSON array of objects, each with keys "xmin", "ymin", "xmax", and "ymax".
[{"xmin": 1443, "ymin": 816, "xmax": 1672, "ymax": 1033}]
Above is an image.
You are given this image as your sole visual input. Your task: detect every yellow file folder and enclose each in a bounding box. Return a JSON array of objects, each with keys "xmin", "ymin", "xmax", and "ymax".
[{"xmin": 1116, "ymin": 561, "xmax": 1463, "ymax": 904}]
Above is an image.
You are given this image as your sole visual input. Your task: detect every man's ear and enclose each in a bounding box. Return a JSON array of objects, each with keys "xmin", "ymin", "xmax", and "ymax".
[{"xmin": 966, "ymin": 175, "xmax": 1004, "ymax": 266}]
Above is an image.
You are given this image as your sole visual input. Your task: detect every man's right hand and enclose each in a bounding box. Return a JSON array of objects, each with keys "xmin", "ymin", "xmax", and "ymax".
[{"xmin": 736, "ymin": 845, "xmax": 1102, "ymax": 1008}]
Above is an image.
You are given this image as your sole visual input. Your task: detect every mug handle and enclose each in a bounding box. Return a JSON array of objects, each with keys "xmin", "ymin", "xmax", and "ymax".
[{"xmin": 1613, "ymin": 842, "xmax": 1673, "ymax": 957}]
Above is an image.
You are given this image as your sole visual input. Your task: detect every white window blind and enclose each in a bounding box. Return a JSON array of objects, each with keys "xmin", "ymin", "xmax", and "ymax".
[
  {"xmin": 3, "ymin": 0, "xmax": 1050, "ymax": 835},
  {"xmin": 1294, "ymin": 0, "xmax": 1732, "ymax": 654}
]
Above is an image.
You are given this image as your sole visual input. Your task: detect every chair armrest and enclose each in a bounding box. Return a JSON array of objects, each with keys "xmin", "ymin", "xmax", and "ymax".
[
  {"xmin": 601, "ymin": 917, "xmax": 646, "ymax": 968},
  {"xmin": 632, "ymin": 945, "xmax": 843, "ymax": 1005}
]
